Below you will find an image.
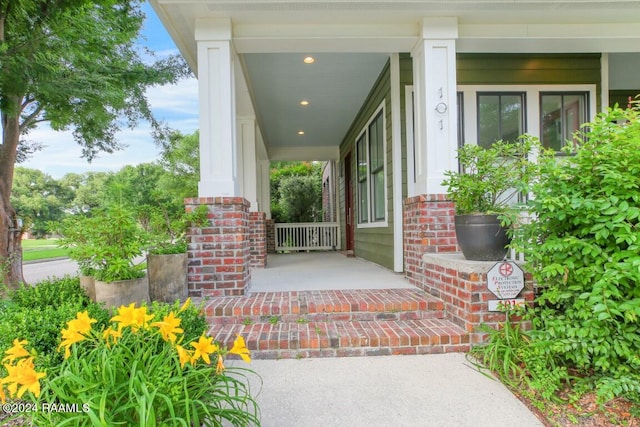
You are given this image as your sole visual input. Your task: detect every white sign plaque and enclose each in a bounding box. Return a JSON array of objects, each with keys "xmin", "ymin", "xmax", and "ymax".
[
  {"xmin": 488, "ymin": 299, "xmax": 525, "ymax": 312},
  {"xmin": 487, "ymin": 261, "xmax": 525, "ymax": 299}
]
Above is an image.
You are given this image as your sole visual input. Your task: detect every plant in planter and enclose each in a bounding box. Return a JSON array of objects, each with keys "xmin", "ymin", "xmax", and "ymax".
[
  {"xmin": 59, "ymin": 205, "xmax": 151, "ymax": 307},
  {"xmin": 442, "ymin": 136, "xmax": 551, "ymax": 261}
]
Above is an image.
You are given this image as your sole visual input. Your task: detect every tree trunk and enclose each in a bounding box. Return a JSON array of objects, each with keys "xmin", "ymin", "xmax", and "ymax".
[{"xmin": 0, "ymin": 101, "xmax": 25, "ymax": 291}]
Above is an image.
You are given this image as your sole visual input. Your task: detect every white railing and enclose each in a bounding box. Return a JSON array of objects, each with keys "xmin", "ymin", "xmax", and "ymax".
[{"xmin": 275, "ymin": 222, "xmax": 341, "ymax": 252}]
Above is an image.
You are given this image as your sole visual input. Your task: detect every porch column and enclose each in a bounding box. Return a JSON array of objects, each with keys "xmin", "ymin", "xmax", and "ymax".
[
  {"xmin": 237, "ymin": 117, "xmax": 259, "ymax": 210},
  {"xmin": 404, "ymin": 18, "xmax": 460, "ymax": 286},
  {"xmin": 258, "ymin": 159, "xmax": 271, "ymax": 219},
  {"xmin": 410, "ymin": 17, "xmax": 459, "ymax": 196},
  {"xmin": 196, "ymin": 18, "xmax": 238, "ymax": 197}
]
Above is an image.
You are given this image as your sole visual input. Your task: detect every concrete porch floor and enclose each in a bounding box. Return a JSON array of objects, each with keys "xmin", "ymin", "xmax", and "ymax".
[{"xmin": 249, "ymin": 252, "xmax": 412, "ymax": 292}]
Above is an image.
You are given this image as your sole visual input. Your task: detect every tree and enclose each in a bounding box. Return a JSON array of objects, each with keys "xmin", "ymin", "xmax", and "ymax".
[
  {"xmin": 269, "ymin": 161, "xmax": 321, "ymax": 222},
  {"xmin": 156, "ymin": 130, "xmax": 199, "ymax": 206},
  {"xmin": 60, "ymin": 171, "xmax": 113, "ymax": 214},
  {"xmin": 11, "ymin": 167, "xmax": 72, "ymax": 238},
  {"xmin": 0, "ymin": 0, "xmax": 189, "ymax": 288}
]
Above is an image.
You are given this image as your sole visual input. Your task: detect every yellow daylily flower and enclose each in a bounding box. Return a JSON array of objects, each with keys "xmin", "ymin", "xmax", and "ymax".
[
  {"xmin": 102, "ymin": 326, "xmax": 122, "ymax": 348},
  {"xmin": 151, "ymin": 312, "xmax": 184, "ymax": 343},
  {"xmin": 59, "ymin": 328, "xmax": 87, "ymax": 359},
  {"xmin": 2, "ymin": 339, "xmax": 30, "ymax": 363},
  {"xmin": 229, "ymin": 334, "xmax": 251, "ymax": 363},
  {"xmin": 216, "ymin": 354, "xmax": 225, "ymax": 374},
  {"xmin": 0, "ymin": 383, "xmax": 6, "ymax": 404},
  {"xmin": 176, "ymin": 345, "xmax": 192, "ymax": 369},
  {"xmin": 66, "ymin": 311, "xmax": 97, "ymax": 335},
  {"xmin": 111, "ymin": 303, "xmax": 154, "ymax": 330},
  {"xmin": 1, "ymin": 357, "xmax": 46, "ymax": 399},
  {"xmin": 190, "ymin": 335, "xmax": 218, "ymax": 365},
  {"xmin": 179, "ymin": 297, "xmax": 191, "ymax": 312}
]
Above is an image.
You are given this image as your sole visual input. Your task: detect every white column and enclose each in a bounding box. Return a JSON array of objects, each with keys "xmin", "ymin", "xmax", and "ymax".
[
  {"xmin": 258, "ymin": 159, "xmax": 271, "ymax": 219},
  {"xmin": 411, "ymin": 18, "xmax": 459, "ymax": 195},
  {"xmin": 196, "ymin": 19, "xmax": 238, "ymax": 197},
  {"xmin": 237, "ymin": 117, "xmax": 259, "ymax": 210}
]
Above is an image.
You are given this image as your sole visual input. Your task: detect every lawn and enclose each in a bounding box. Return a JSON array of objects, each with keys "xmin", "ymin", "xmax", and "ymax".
[{"xmin": 22, "ymin": 238, "xmax": 69, "ymax": 261}]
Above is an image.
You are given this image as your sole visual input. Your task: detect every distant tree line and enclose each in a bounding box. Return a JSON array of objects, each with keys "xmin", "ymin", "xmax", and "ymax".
[{"xmin": 13, "ymin": 136, "xmax": 324, "ymax": 239}]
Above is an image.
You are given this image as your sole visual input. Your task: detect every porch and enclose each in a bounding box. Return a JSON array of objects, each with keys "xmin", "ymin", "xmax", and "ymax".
[{"xmin": 250, "ymin": 252, "xmax": 411, "ymax": 292}]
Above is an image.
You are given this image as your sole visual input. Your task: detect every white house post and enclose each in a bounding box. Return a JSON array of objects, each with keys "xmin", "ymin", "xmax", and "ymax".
[
  {"xmin": 196, "ymin": 18, "xmax": 238, "ymax": 197},
  {"xmin": 237, "ymin": 117, "xmax": 259, "ymax": 211},
  {"xmin": 404, "ymin": 18, "xmax": 460, "ymax": 286},
  {"xmin": 186, "ymin": 18, "xmax": 252, "ymax": 297}
]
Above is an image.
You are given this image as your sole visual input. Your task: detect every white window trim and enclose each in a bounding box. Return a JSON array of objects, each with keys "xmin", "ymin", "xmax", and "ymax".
[
  {"xmin": 356, "ymin": 101, "xmax": 389, "ymax": 229},
  {"xmin": 458, "ymin": 84, "xmax": 597, "ymax": 145}
]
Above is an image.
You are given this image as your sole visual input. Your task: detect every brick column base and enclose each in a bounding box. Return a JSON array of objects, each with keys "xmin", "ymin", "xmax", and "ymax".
[
  {"xmin": 266, "ymin": 219, "xmax": 276, "ymax": 254},
  {"xmin": 185, "ymin": 197, "xmax": 251, "ymax": 297},
  {"xmin": 403, "ymin": 194, "xmax": 457, "ymax": 287},
  {"xmin": 421, "ymin": 253, "xmax": 534, "ymax": 344},
  {"xmin": 249, "ymin": 212, "xmax": 267, "ymax": 268}
]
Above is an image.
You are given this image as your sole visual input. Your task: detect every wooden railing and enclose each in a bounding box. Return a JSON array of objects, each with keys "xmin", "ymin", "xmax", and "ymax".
[{"xmin": 275, "ymin": 222, "xmax": 340, "ymax": 252}]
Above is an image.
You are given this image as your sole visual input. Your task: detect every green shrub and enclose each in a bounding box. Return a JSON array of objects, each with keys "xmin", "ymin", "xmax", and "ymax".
[
  {"xmin": 513, "ymin": 105, "xmax": 640, "ymax": 404},
  {"xmin": 0, "ymin": 276, "xmax": 111, "ymax": 370}
]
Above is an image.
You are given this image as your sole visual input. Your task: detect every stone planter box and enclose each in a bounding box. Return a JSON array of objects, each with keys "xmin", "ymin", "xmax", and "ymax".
[
  {"xmin": 147, "ymin": 253, "xmax": 188, "ymax": 303},
  {"xmin": 94, "ymin": 276, "xmax": 150, "ymax": 309}
]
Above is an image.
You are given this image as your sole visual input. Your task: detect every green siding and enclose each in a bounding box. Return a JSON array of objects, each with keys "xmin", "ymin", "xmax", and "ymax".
[
  {"xmin": 457, "ymin": 53, "xmax": 602, "ymax": 107},
  {"xmin": 339, "ymin": 60, "xmax": 394, "ymax": 269}
]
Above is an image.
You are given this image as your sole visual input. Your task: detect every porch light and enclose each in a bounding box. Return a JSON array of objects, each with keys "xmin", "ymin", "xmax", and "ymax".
[
  {"xmin": 300, "ymin": 100, "xmax": 309, "ymax": 106},
  {"xmin": 303, "ymin": 56, "xmax": 315, "ymax": 64},
  {"xmin": 297, "ymin": 131, "xmax": 305, "ymax": 135}
]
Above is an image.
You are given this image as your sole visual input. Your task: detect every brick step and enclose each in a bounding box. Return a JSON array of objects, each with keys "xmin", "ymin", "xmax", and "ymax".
[
  {"xmin": 210, "ymin": 318, "xmax": 470, "ymax": 360},
  {"xmin": 203, "ymin": 288, "xmax": 446, "ymax": 325},
  {"xmin": 203, "ymin": 288, "xmax": 470, "ymax": 360}
]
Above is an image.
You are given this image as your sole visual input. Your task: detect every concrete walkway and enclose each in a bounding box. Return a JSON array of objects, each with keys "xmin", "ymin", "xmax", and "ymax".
[
  {"xmin": 251, "ymin": 252, "xmax": 412, "ymax": 292},
  {"xmin": 240, "ymin": 353, "xmax": 543, "ymax": 427}
]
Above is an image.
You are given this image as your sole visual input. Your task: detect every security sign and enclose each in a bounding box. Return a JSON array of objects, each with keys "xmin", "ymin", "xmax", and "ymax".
[{"xmin": 487, "ymin": 261, "xmax": 524, "ymax": 299}]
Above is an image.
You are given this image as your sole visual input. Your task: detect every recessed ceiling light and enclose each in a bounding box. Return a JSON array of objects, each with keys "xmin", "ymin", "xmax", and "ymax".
[
  {"xmin": 297, "ymin": 131, "xmax": 305, "ymax": 135},
  {"xmin": 300, "ymin": 100, "xmax": 309, "ymax": 106},
  {"xmin": 303, "ymin": 56, "xmax": 315, "ymax": 64}
]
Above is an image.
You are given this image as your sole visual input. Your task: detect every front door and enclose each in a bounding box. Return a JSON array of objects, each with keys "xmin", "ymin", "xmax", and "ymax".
[{"xmin": 344, "ymin": 152, "xmax": 355, "ymax": 252}]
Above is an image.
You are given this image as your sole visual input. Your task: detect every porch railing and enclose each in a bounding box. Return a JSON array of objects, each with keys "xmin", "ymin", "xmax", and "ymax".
[{"xmin": 275, "ymin": 222, "xmax": 341, "ymax": 252}]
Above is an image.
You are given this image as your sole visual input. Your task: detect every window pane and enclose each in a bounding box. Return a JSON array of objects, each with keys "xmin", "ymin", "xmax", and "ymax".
[
  {"xmin": 541, "ymin": 94, "xmax": 563, "ymax": 151},
  {"xmin": 501, "ymin": 95, "xmax": 524, "ymax": 142},
  {"xmin": 359, "ymin": 181, "xmax": 368, "ymax": 223},
  {"xmin": 478, "ymin": 95, "xmax": 500, "ymax": 148},
  {"xmin": 564, "ymin": 94, "xmax": 585, "ymax": 142},
  {"xmin": 369, "ymin": 112, "xmax": 384, "ymax": 171},
  {"xmin": 372, "ymin": 170, "xmax": 385, "ymax": 221},
  {"xmin": 357, "ymin": 135, "xmax": 367, "ymax": 180},
  {"xmin": 478, "ymin": 93, "xmax": 524, "ymax": 148},
  {"xmin": 541, "ymin": 92, "xmax": 587, "ymax": 151}
]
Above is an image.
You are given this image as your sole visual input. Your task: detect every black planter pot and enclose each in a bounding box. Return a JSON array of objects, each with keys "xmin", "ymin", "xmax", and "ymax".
[{"xmin": 454, "ymin": 214, "xmax": 511, "ymax": 261}]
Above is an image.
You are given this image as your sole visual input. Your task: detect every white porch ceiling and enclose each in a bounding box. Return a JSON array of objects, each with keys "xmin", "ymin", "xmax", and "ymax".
[{"xmin": 150, "ymin": 0, "xmax": 640, "ymax": 160}]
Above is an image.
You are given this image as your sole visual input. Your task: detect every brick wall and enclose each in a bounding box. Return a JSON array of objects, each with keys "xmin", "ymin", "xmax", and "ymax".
[
  {"xmin": 421, "ymin": 253, "xmax": 534, "ymax": 343},
  {"xmin": 403, "ymin": 194, "xmax": 458, "ymax": 287},
  {"xmin": 266, "ymin": 219, "xmax": 276, "ymax": 254},
  {"xmin": 185, "ymin": 197, "xmax": 251, "ymax": 297},
  {"xmin": 249, "ymin": 212, "xmax": 267, "ymax": 268}
]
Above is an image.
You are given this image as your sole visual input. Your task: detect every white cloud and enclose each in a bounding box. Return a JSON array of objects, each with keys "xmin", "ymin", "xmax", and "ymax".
[{"xmin": 20, "ymin": 77, "xmax": 199, "ymax": 179}]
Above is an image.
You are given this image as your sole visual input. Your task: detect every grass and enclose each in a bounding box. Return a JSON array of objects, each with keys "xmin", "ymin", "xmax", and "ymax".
[{"xmin": 22, "ymin": 239, "xmax": 69, "ymax": 262}]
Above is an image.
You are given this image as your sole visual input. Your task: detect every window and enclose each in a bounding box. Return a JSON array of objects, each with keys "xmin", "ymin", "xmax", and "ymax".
[
  {"xmin": 477, "ymin": 93, "xmax": 526, "ymax": 148},
  {"xmin": 540, "ymin": 92, "xmax": 588, "ymax": 150},
  {"xmin": 356, "ymin": 106, "xmax": 386, "ymax": 225}
]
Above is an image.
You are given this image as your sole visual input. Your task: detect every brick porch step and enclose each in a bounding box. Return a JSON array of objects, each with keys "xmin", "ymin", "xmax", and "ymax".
[{"xmin": 204, "ymin": 289, "xmax": 470, "ymax": 359}]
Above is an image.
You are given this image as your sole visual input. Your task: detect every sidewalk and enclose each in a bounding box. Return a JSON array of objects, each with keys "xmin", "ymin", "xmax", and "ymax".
[{"xmin": 241, "ymin": 353, "xmax": 543, "ymax": 427}]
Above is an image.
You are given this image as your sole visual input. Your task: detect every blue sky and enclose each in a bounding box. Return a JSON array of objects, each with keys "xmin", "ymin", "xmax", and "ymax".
[{"xmin": 21, "ymin": 2, "xmax": 199, "ymax": 179}]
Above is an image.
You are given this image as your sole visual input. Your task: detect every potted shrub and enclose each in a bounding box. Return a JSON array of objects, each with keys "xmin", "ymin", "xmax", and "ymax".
[
  {"xmin": 59, "ymin": 205, "xmax": 151, "ymax": 307},
  {"xmin": 442, "ymin": 135, "xmax": 549, "ymax": 261},
  {"xmin": 146, "ymin": 205, "xmax": 208, "ymax": 302}
]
